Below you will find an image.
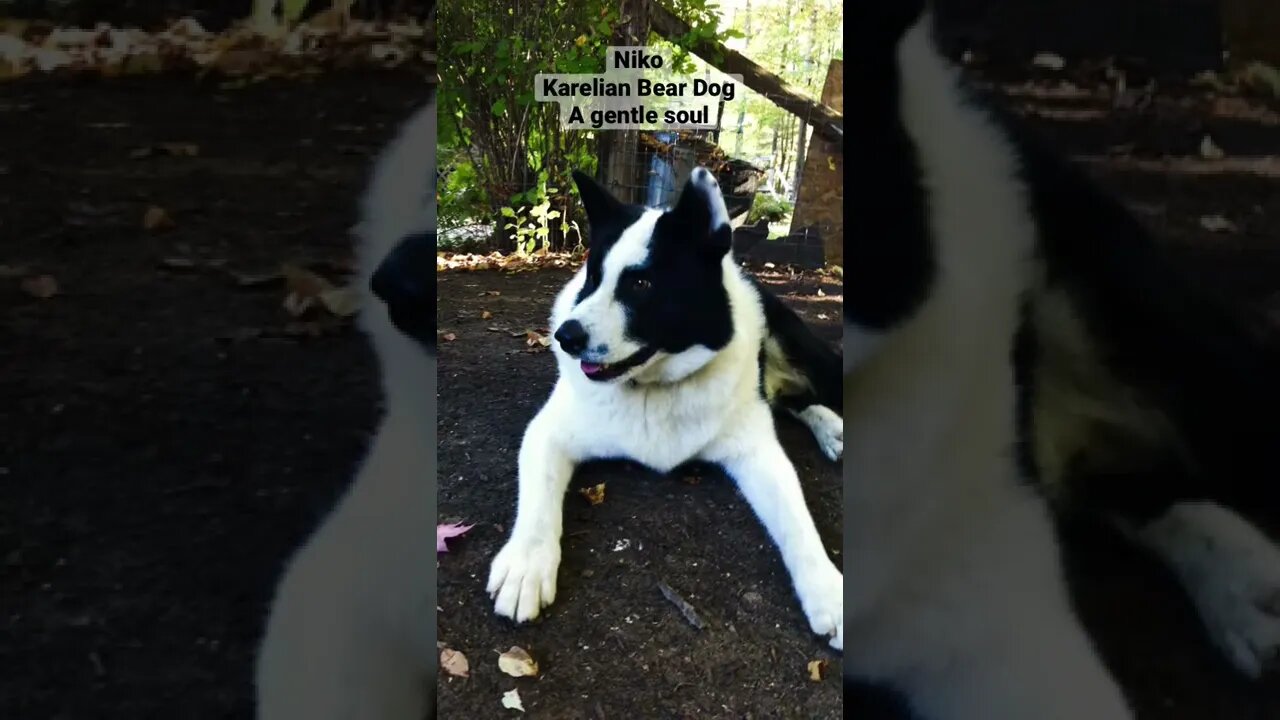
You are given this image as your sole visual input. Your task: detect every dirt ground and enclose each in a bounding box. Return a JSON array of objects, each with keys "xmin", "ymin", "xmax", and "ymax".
[
  {"xmin": 2, "ymin": 64, "xmax": 1280, "ymax": 719},
  {"xmin": 435, "ymin": 267, "xmax": 845, "ymax": 719},
  {"xmin": 0, "ymin": 71, "xmax": 431, "ymax": 718}
]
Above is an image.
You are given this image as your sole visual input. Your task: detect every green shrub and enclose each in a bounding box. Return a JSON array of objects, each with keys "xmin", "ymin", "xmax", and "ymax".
[{"xmin": 747, "ymin": 192, "xmax": 793, "ymax": 225}]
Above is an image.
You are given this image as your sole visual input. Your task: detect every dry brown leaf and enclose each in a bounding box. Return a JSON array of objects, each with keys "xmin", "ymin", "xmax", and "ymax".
[
  {"xmin": 441, "ymin": 332, "xmax": 458, "ymax": 342},
  {"xmin": 578, "ymin": 483, "xmax": 606, "ymax": 506},
  {"xmin": 142, "ymin": 205, "xmax": 174, "ymax": 231},
  {"xmin": 807, "ymin": 659, "xmax": 828, "ymax": 682},
  {"xmin": 318, "ymin": 285, "xmax": 361, "ymax": 317},
  {"xmin": 497, "ymin": 646, "xmax": 539, "ymax": 678},
  {"xmin": 481, "ymin": 310, "xmax": 493, "ymax": 320},
  {"xmin": 525, "ymin": 331, "xmax": 552, "ymax": 348},
  {"xmin": 440, "ymin": 648, "xmax": 470, "ymax": 678},
  {"xmin": 281, "ymin": 263, "xmax": 335, "ymax": 316},
  {"xmin": 20, "ymin": 274, "xmax": 58, "ymax": 298}
]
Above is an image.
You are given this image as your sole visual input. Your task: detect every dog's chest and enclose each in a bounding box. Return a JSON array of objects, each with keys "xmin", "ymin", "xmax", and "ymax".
[{"xmin": 567, "ymin": 384, "xmax": 733, "ymax": 472}]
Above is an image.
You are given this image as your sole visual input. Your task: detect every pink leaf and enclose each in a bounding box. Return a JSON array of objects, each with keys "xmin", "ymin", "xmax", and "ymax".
[{"xmin": 437, "ymin": 522, "xmax": 474, "ymax": 553}]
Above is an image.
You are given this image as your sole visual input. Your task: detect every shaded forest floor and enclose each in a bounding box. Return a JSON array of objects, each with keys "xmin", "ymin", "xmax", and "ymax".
[{"xmin": 1, "ymin": 63, "xmax": 1279, "ymax": 719}]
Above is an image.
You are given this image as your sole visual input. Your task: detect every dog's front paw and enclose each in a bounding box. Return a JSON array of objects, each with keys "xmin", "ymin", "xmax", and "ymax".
[
  {"xmin": 798, "ymin": 564, "xmax": 843, "ymax": 651},
  {"xmin": 1194, "ymin": 547, "xmax": 1280, "ymax": 678},
  {"xmin": 798, "ymin": 405, "xmax": 843, "ymax": 462},
  {"xmin": 1143, "ymin": 501, "xmax": 1280, "ymax": 678},
  {"xmin": 487, "ymin": 535, "xmax": 562, "ymax": 623}
]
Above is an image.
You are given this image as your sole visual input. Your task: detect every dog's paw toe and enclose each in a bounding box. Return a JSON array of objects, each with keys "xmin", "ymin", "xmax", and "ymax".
[
  {"xmin": 1209, "ymin": 587, "xmax": 1280, "ymax": 678},
  {"xmin": 487, "ymin": 537, "xmax": 562, "ymax": 623}
]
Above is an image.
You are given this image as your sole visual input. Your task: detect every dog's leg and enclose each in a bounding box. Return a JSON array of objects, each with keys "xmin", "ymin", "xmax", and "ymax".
[
  {"xmin": 487, "ymin": 404, "xmax": 575, "ymax": 623},
  {"xmin": 705, "ymin": 405, "xmax": 843, "ymax": 650},
  {"xmin": 1135, "ymin": 501, "xmax": 1280, "ymax": 677},
  {"xmin": 787, "ymin": 404, "xmax": 843, "ymax": 461}
]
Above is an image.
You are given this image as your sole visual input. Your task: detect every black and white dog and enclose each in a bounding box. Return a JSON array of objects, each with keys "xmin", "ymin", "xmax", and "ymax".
[
  {"xmin": 484, "ymin": 167, "xmax": 846, "ymax": 649},
  {"xmin": 844, "ymin": 3, "xmax": 1280, "ymax": 718},
  {"xmin": 255, "ymin": 89, "xmax": 437, "ymax": 720}
]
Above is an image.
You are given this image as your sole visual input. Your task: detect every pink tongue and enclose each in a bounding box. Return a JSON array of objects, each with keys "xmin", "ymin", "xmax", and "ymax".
[{"xmin": 580, "ymin": 362, "xmax": 604, "ymax": 375}]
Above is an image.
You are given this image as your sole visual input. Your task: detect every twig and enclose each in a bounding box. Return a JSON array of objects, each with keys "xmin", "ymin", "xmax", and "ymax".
[{"xmin": 657, "ymin": 581, "xmax": 705, "ymax": 630}]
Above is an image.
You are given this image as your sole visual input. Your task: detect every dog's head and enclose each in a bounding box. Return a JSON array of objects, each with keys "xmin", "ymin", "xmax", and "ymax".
[
  {"xmin": 555, "ymin": 167, "xmax": 735, "ymax": 384},
  {"xmin": 366, "ymin": 87, "xmax": 438, "ymax": 355}
]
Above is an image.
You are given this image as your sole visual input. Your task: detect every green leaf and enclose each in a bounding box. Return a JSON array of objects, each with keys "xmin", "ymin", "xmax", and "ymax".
[
  {"xmin": 500, "ymin": 207, "xmax": 516, "ymax": 218},
  {"xmin": 491, "ymin": 98, "xmax": 508, "ymax": 116},
  {"xmin": 281, "ymin": 0, "xmax": 308, "ymax": 24}
]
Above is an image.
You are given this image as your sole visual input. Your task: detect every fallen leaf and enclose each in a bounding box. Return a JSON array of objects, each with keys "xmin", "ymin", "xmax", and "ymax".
[
  {"xmin": 1031, "ymin": 52, "xmax": 1065, "ymax": 71},
  {"xmin": 816, "ymin": 287, "xmax": 825, "ymax": 297},
  {"xmin": 318, "ymin": 285, "xmax": 361, "ymax": 317},
  {"xmin": 281, "ymin": 263, "xmax": 334, "ymax": 317},
  {"xmin": 1199, "ymin": 215, "xmax": 1238, "ymax": 234},
  {"xmin": 497, "ymin": 646, "xmax": 540, "ymax": 678},
  {"xmin": 578, "ymin": 483, "xmax": 606, "ymax": 506},
  {"xmin": 816, "ymin": 313, "xmax": 830, "ymax": 320},
  {"xmin": 20, "ymin": 274, "xmax": 58, "ymax": 298},
  {"xmin": 1199, "ymin": 135, "xmax": 1225, "ymax": 160},
  {"xmin": 440, "ymin": 648, "xmax": 470, "ymax": 678},
  {"xmin": 441, "ymin": 332, "xmax": 458, "ymax": 342},
  {"xmin": 142, "ymin": 205, "xmax": 174, "ymax": 231},
  {"xmin": 481, "ymin": 310, "xmax": 493, "ymax": 320},
  {"xmin": 501, "ymin": 688, "xmax": 525, "ymax": 712},
  {"xmin": 807, "ymin": 659, "xmax": 828, "ymax": 681},
  {"xmin": 525, "ymin": 330, "xmax": 552, "ymax": 348},
  {"xmin": 437, "ymin": 522, "xmax": 474, "ymax": 553}
]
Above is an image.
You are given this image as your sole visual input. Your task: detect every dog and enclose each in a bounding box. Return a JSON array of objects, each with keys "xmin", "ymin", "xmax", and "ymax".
[
  {"xmin": 844, "ymin": 3, "xmax": 1280, "ymax": 718},
  {"xmin": 255, "ymin": 88, "xmax": 437, "ymax": 720},
  {"xmin": 484, "ymin": 166, "xmax": 846, "ymax": 650}
]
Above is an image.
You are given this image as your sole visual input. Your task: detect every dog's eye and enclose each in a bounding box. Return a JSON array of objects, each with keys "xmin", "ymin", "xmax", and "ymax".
[{"xmin": 629, "ymin": 277, "xmax": 651, "ymax": 292}]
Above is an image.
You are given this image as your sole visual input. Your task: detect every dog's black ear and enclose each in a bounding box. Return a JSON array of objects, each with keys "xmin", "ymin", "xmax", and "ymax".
[
  {"xmin": 572, "ymin": 170, "xmax": 625, "ymax": 232},
  {"xmin": 371, "ymin": 230, "xmax": 437, "ymax": 351},
  {"xmin": 667, "ymin": 167, "xmax": 732, "ymax": 257}
]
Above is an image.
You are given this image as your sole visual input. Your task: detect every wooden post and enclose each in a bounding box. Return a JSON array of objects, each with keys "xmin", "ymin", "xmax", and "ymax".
[
  {"xmin": 788, "ymin": 59, "xmax": 842, "ymax": 267},
  {"xmin": 600, "ymin": 0, "xmax": 651, "ymax": 205}
]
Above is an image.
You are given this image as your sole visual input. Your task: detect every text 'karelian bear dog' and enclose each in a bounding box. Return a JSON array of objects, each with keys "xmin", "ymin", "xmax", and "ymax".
[
  {"xmin": 843, "ymin": 3, "xmax": 1280, "ymax": 718},
  {"xmin": 255, "ymin": 88, "xmax": 437, "ymax": 720},
  {"xmin": 485, "ymin": 167, "xmax": 846, "ymax": 650}
]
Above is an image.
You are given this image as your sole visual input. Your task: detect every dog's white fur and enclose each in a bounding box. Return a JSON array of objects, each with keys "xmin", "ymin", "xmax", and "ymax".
[
  {"xmin": 254, "ymin": 100, "xmax": 436, "ymax": 720},
  {"xmin": 1138, "ymin": 502, "xmax": 1280, "ymax": 678},
  {"xmin": 840, "ymin": 18, "xmax": 1131, "ymax": 719},
  {"xmin": 486, "ymin": 168, "xmax": 844, "ymax": 650}
]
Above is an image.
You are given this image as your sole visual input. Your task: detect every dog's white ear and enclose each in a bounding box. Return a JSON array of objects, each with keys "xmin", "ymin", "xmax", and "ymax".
[{"xmin": 572, "ymin": 170, "xmax": 624, "ymax": 231}]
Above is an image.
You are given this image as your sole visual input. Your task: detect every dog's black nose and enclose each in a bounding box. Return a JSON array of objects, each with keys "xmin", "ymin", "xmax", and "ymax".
[{"xmin": 554, "ymin": 320, "xmax": 589, "ymax": 355}]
